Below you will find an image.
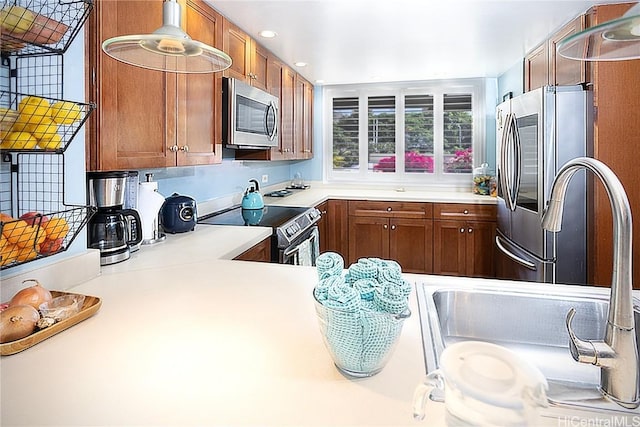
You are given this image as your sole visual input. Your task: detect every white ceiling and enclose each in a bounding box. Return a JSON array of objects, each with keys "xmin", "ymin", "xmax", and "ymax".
[{"xmin": 208, "ymin": 0, "xmax": 625, "ymax": 86}]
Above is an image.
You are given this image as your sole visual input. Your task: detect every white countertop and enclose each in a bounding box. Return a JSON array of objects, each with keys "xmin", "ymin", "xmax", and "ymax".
[
  {"xmin": 260, "ymin": 184, "xmax": 497, "ymax": 209},
  {"xmin": 0, "ymin": 186, "xmax": 617, "ymax": 427},
  {"xmin": 1, "ymin": 251, "xmax": 431, "ymax": 426}
]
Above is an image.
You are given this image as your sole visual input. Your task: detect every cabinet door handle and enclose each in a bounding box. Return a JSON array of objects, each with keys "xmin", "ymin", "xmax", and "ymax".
[
  {"xmin": 468, "ymin": 228, "xmax": 473, "ymax": 233},
  {"xmin": 383, "ymin": 224, "xmax": 388, "ymax": 229},
  {"xmin": 391, "ymin": 224, "xmax": 396, "ymax": 230},
  {"xmin": 169, "ymin": 144, "xmax": 179, "ymax": 153},
  {"xmin": 460, "ymin": 228, "xmax": 465, "ymax": 233},
  {"xmin": 180, "ymin": 145, "xmax": 189, "ymax": 152}
]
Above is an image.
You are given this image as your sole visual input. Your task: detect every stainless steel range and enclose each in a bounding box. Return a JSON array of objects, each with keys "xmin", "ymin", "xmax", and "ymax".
[{"xmin": 198, "ymin": 205, "xmax": 321, "ymax": 265}]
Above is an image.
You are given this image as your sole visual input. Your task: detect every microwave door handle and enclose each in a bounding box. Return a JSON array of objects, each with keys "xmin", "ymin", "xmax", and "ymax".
[{"xmin": 266, "ymin": 101, "xmax": 278, "ymax": 141}]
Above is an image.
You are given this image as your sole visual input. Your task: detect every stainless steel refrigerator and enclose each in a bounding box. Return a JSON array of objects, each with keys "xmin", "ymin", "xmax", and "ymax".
[{"xmin": 495, "ymin": 85, "xmax": 592, "ymax": 285}]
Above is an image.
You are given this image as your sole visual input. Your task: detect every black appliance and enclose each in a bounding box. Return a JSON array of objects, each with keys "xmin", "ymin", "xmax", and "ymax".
[
  {"xmin": 87, "ymin": 171, "xmax": 143, "ymax": 266},
  {"xmin": 198, "ymin": 205, "xmax": 321, "ymax": 264},
  {"xmin": 161, "ymin": 193, "xmax": 197, "ymax": 234}
]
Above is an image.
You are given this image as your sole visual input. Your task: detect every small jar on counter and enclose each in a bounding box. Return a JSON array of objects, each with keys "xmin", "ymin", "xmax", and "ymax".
[{"xmin": 473, "ymin": 163, "xmax": 496, "ymax": 196}]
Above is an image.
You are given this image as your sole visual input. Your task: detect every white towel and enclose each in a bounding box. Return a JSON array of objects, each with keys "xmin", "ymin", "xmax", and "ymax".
[{"xmin": 297, "ymin": 238, "xmax": 313, "ymax": 266}]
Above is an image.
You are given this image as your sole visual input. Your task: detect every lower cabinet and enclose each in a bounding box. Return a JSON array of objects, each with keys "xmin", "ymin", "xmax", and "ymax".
[
  {"xmin": 347, "ymin": 201, "xmax": 433, "ymax": 274},
  {"xmin": 316, "ymin": 199, "xmax": 349, "ymax": 261},
  {"xmin": 433, "ymin": 203, "xmax": 497, "ymax": 278},
  {"xmin": 233, "ymin": 237, "xmax": 271, "ymax": 262}
]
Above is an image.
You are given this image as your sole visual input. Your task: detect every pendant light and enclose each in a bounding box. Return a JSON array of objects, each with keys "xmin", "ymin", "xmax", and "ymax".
[
  {"xmin": 557, "ymin": 3, "xmax": 640, "ymax": 61},
  {"xmin": 101, "ymin": 0, "xmax": 232, "ymax": 73}
]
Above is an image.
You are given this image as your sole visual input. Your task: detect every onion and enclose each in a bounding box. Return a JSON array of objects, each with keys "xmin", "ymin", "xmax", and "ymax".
[
  {"xmin": 9, "ymin": 279, "xmax": 52, "ymax": 310},
  {"xmin": 0, "ymin": 304, "xmax": 39, "ymax": 343}
]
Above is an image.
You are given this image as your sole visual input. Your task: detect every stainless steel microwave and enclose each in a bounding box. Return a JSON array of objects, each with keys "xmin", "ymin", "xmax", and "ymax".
[{"xmin": 223, "ymin": 77, "xmax": 279, "ymax": 149}]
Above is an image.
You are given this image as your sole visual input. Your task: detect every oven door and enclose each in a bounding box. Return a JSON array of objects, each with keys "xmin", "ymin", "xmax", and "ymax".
[{"xmin": 280, "ymin": 226, "xmax": 319, "ymax": 266}]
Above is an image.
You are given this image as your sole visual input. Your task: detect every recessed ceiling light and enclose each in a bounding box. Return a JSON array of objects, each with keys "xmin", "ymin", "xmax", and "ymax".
[
  {"xmin": 259, "ymin": 30, "xmax": 277, "ymax": 38},
  {"xmin": 294, "ymin": 61, "xmax": 307, "ymax": 67}
]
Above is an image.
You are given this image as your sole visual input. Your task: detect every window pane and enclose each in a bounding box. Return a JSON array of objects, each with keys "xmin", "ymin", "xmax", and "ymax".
[
  {"xmin": 332, "ymin": 98, "xmax": 359, "ymax": 170},
  {"xmin": 443, "ymin": 94, "xmax": 473, "ymax": 174},
  {"xmin": 368, "ymin": 96, "xmax": 396, "ymax": 172},
  {"xmin": 405, "ymin": 94, "xmax": 434, "ymax": 174}
]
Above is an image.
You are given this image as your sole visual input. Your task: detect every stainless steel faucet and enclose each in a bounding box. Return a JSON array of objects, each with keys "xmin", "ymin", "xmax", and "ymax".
[{"xmin": 541, "ymin": 156, "xmax": 639, "ymax": 409}]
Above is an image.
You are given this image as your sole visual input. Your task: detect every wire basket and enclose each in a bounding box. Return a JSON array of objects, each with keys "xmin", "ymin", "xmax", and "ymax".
[
  {"xmin": 1, "ymin": 91, "xmax": 94, "ymax": 153},
  {"xmin": 0, "ymin": 204, "xmax": 95, "ymax": 269},
  {"xmin": 313, "ymin": 291, "xmax": 411, "ymax": 377},
  {"xmin": 0, "ymin": 0, "xmax": 93, "ymax": 56}
]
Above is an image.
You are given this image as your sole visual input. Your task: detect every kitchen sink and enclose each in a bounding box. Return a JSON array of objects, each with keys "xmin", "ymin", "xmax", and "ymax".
[{"xmin": 415, "ymin": 279, "xmax": 640, "ymax": 417}]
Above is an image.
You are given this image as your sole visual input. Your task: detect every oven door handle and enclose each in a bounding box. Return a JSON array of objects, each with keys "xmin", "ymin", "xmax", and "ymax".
[{"xmin": 283, "ymin": 226, "xmax": 319, "ymax": 264}]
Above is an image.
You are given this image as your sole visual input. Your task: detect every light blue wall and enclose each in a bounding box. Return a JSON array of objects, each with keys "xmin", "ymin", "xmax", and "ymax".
[{"xmin": 498, "ymin": 60, "xmax": 525, "ymax": 100}]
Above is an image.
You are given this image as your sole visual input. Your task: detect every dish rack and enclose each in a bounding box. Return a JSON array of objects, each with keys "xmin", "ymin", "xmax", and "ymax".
[{"xmin": 0, "ymin": 0, "xmax": 95, "ymax": 270}]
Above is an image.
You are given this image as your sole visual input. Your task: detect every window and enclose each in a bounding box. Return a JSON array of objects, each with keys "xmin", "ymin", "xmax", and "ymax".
[{"xmin": 325, "ymin": 80, "xmax": 485, "ymax": 188}]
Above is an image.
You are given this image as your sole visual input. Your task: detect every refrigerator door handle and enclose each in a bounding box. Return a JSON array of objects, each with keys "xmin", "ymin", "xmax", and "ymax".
[
  {"xmin": 511, "ymin": 114, "xmax": 522, "ymax": 209},
  {"xmin": 495, "ymin": 235, "xmax": 536, "ymax": 270},
  {"xmin": 500, "ymin": 113, "xmax": 519, "ymax": 212}
]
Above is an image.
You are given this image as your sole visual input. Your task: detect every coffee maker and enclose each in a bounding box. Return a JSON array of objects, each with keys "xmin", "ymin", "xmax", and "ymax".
[{"xmin": 87, "ymin": 171, "xmax": 143, "ymax": 265}]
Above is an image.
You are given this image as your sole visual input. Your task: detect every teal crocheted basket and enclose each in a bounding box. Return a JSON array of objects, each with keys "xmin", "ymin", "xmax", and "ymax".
[{"xmin": 313, "ymin": 291, "xmax": 411, "ymax": 377}]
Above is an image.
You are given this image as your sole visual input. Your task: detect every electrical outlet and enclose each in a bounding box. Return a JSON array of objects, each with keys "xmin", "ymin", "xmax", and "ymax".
[{"xmin": 261, "ymin": 174, "xmax": 268, "ymax": 183}]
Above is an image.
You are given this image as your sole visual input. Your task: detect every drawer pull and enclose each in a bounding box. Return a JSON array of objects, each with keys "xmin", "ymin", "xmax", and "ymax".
[
  {"xmin": 387, "ymin": 207, "xmax": 392, "ymax": 212},
  {"xmin": 463, "ymin": 209, "xmax": 469, "ymax": 214}
]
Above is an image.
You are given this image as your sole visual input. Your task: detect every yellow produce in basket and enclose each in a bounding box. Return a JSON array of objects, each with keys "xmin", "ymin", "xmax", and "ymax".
[
  {"xmin": 0, "ymin": 107, "xmax": 18, "ymax": 132},
  {"xmin": 38, "ymin": 133, "xmax": 62, "ymax": 150},
  {"xmin": 26, "ymin": 117, "xmax": 58, "ymax": 140},
  {"xmin": 0, "ymin": 243, "xmax": 18, "ymax": 266},
  {"xmin": 49, "ymin": 101, "xmax": 81, "ymax": 125},
  {"xmin": 0, "ymin": 6, "xmax": 36, "ymax": 34},
  {"xmin": 1, "ymin": 131, "xmax": 37, "ymax": 149},
  {"xmin": 18, "ymin": 96, "xmax": 50, "ymax": 125}
]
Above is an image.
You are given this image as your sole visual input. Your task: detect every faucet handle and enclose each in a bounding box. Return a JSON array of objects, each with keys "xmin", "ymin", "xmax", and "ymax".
[{"xmin": 566, "ymin": 308, "xmax": 598, "ymax": 364}]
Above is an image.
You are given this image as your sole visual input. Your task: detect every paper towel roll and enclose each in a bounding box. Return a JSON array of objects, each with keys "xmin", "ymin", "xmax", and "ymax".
[{"xmin": 138, "ymin": 183, "xmax": 165, "ymax": 241}]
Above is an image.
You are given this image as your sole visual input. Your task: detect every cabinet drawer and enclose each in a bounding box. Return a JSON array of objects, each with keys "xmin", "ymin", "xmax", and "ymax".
[
  {"xmin": 433, "ymin": 203, "xmax": 496, "ymax": 221},
  {"xmin": 348, "ymin": 201, "xmax": 432, "ymax": 219}
]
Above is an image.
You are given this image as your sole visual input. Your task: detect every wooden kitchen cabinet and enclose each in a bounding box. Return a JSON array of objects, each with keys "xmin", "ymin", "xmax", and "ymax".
[
  {"xmin": 525, "ymin": 15, "xmax": 589, "ymax": 92},
  {"xmin": 348, "ymin": 201, "xmax": 433, "ymax": 274},
  {"xmin": 294, "ymin": 73, "xmax": 313, "ymax": 159},
  {"xmin": 524, "ymin": 42, "xmax": 549, "ymax": 92},
  {"xmin": 234, "ymin": 237, "xmax": 272, "ymax": 262},
  {"xmin": 222, "ymin": 18, "xmax": 268, "ymax": 91},
  {"xmin": 433, "ymin": 203, "xmax": 496, "ymax": 278},
  {"xmin": 585, "ymin": 3, "xmax": 640, "ymax": 289},
  {"xmin": 317, "ymin": 199, "xmax": 349, "ymax": 261},
  {"xmin": 86, "ymin": 0, "xmax": 223, "ymax": 170},
  {"xmin": 548, "ymin": 15, "xmax": 588, "ymax": 86}
]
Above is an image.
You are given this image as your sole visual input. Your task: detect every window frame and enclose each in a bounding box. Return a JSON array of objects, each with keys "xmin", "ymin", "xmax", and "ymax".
[{"xmin": 323, "ymin": 79, "xmax": 486, "ymax": 189}]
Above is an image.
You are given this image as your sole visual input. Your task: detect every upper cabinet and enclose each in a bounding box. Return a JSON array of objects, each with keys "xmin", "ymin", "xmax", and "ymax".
[
  {"xmin": 524, "ymin": 14, "xmax": 588, "ymax": 92},
  {"xmin": 86, "ymin": 0, "xmax": 223, "ymax": 171},
  {"xmin": 222, "ymin": 19, "xmax": 268, "ymax": 91}
]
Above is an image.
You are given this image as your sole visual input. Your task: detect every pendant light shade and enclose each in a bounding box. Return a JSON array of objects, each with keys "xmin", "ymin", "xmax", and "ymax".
[
  {"xmin": 557, "ymin": 3, "xmax": 640, "ymax": 61},
  {"xmin": 101, "ymin": 0, "xmax": 232, "ymax": 73}
]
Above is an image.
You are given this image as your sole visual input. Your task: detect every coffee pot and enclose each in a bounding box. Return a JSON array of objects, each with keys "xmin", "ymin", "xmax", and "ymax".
[{"xmin": 87, "ymin": 171, "xmax": 143, "ymax": 265}]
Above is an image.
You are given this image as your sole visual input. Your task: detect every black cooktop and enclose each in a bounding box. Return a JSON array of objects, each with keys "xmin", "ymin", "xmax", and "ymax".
[{"xmin": 198, "ymin": 205, "xmax": 310, "ymax": 228}]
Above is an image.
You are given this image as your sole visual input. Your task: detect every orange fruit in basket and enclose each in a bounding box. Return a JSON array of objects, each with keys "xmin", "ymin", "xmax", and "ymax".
[
  {"xmin": 0, "ymin": 243, "xmax": 19, "ymax": 266},
  {"xmin": 26, "ymin": 116, "xmax": 57, "ymax": 140},
  {"xmin": 1, "ymin": 221, "xmax": 43, "ymax": 248},
  {"xmin": 42, "ymin": 216, "xmax": 69, "ymax": 240},
  {"xmin": 0, "ymin": 234, "xmax": 7, "ymax": 252},
  {"xmin": 1, "ymin": 131, "xmax": 37, "ymax": 149},
  {"xmin": 15, "ymin": 245, "xmax": 39, "ymax": 262}
]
